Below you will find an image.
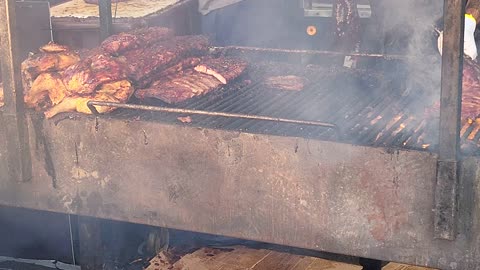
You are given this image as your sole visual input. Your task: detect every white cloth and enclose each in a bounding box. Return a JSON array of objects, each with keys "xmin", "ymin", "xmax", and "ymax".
[
  {"xmin": 464, "ymin": 15, "xmax": 478, "ymax": 60},
  {"xmin": 437, "ymin": 15, "xmax": 478, "ymax": 60},
  {"xmin": 198, "ymin": 0, "xmax": 245, "ymax": 15}
]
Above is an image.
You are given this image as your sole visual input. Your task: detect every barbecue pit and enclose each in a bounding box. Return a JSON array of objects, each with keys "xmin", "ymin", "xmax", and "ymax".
[{"xmin": 1, "ymin": 0, "xmax": 479, "ymax": 269}]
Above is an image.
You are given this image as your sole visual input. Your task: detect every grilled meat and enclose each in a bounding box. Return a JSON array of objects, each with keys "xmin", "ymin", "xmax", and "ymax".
[
  {"xmin": 194, "ymin": 57, "xmax": 247, "ymax": 84},
  {"xmin": 62, "ymin": 53, "xmax": 128, "ymax": 96},
  {"xmin": 40, "ymin": 42, "xmax": 70, "ymax": 53},
  {"xmin": 334, "ymin": 0, "xmax": 360, "ymax": 52},
  {"xmin": 101, "ymin": 27, "xmax": 174, "ymax": 55},
  {"xmin": 24, "ymin": 72, "xmax": 67, "ymax": 110},
  {"xmin": 45, "ymin": 80, "xmax": 133, "ymax": 118},
  {"xmin": 262, "ymin": 75, "xmax": 307, "ymax": 91},
  {"xmin": 21, "ymin": 49, "xmax": 80, "ymax": 92},
  {"xmin": 135, "ymin": 69, "xmax": 222, "ymax": 104},
  {"xmin": 136, "ymin": 57, "xmax": 202, "ymax": 89},
  {"xmin": 123, "ymin": 35, "xmax": 210, "ymax": 84}
]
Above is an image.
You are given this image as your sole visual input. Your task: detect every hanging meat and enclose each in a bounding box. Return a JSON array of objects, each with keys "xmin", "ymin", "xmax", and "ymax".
[{"xmin": 334, "ymin": 0, "xmax": 360, "ymax": 52}]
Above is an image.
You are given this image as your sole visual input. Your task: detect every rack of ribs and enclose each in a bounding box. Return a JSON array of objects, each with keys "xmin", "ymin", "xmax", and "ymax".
[
  {"xmin": 135, "ymin": 56, "xmax": 248, "ymax": 104},
  {"xmin": 135, "ymin": 69, "xmax": 222, "ymax": 104},
  {"xmin": 101, "ymin": 27, "xmax": 174, "ymax": 55},
  {"xmin": 194, "ymin": 57, "xmax": 248, "ymax": 84},
  {"xmin": 123, "ymin": 35, "xmax": 210, "ymax": 85},
  {"xmin": 136, "ymin": 57, "xmax": 202, "ymax": 89}
]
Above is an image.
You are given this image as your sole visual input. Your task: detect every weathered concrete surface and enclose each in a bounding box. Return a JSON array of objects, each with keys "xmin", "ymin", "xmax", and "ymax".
[{"xmin": 0, "ymin": 114, "xmax": 479, "ymax": 269}]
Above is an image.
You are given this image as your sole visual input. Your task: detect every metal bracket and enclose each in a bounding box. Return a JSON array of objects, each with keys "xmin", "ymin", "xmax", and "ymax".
[
  {"xmin": 99, "ymin": 0, "xmax": 112, "ymax": 41},
  {"xmin": 0, "ymin": 0, "xmax": 32, "ymax": 182}
]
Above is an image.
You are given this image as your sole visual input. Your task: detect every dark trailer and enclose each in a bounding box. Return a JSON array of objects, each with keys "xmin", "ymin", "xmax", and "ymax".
[{"xmin": 0, "ymin": 0, "xmax": 478, "ymax": 269}]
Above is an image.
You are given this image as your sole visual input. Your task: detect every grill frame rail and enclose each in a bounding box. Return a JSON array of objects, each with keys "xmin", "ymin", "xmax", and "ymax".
[{"xmin": 86, "ymin": 100, "xmax": 338, "ymax": 129}]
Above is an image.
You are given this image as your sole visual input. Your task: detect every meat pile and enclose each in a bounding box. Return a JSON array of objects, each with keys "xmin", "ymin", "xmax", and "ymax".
[{"xmin": 20, "ymin": 27, "xmax": 249, "ymax": 117}]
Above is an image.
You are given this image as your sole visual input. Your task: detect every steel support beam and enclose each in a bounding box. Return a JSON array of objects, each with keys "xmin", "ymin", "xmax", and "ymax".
[
  {"xmin": 0, "ymin": 0, "xmax": 32, "ymax": 182},
  {"xmin": 98, "ymin": 0, "xmax": 112, "ymax": 41},
  {"xmin": 435, "ymin": 0, "xmax": 466, "ymax": 240}
]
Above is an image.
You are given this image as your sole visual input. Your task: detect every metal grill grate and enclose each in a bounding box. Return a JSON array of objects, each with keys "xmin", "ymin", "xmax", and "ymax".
[{"xmin": 94, "ymin": 61, "xmax": 452, "ymax": 153}]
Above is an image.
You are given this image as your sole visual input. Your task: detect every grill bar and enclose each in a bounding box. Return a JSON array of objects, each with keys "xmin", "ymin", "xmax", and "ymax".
[
  {"xmin": 87, "ymin": 101, "xmax": 337, "ymax": 128},
  {"xmin": 213, "ymin": 46, "xmax": 409, "ymax": 60}
]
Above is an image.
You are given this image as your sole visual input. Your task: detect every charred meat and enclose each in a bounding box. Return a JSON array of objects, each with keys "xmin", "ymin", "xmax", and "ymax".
[
  {"xmin": 62, "ymin": 53, "xmax": 128, "ymax": 96},
  {"xmin": 135, "ymin": 69, "xmax": 222, "ymax": 104},
  {"xmin": 262, "ymin": 75, "xmax": 307, "ymax": 91},
  {"xmin": 194, "ymin": 57, "xmax": 248, "ymax": 84},
  {"xmin": 123, "ymin": 35, "xmax": 210, "ymax": 84},
  {"xmin": 136, "ymin": 57, "xmax": 202, "ymax": 89}
]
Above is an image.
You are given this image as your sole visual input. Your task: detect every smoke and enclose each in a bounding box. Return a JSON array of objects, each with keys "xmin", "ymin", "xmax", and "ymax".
[{"xmin": 382, "ymin": 0, "xmax": 444, "ymax": 110}]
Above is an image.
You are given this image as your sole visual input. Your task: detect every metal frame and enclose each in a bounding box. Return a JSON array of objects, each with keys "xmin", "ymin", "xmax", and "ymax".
[
  {"xmin": 0, "ymin": 0, "xmax": 32, "ymax": 182},
  {"xmin": 435, "ymin": 0, "xmax": 465, "ymax": 240},
  {"xmin": 98, "ymin": 0, "xmax": 112, "ymax": 41},
  {"xmin": 0, "ymin": 0, "xmax": 476, "ymax": 269}
]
